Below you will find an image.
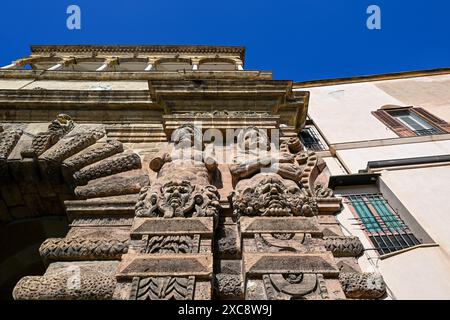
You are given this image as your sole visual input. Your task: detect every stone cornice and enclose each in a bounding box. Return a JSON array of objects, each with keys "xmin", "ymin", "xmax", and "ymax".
[
  {"xmin": 0, "ymin": 69, "xmax": 272, "ymax": 81},
  {"xmin": 0, "ymin": 89, "xmax": 154, "ymax": 108},
  {"xmin": 31, "ymin": 45, "xmax": 246, "ymax": 61}
]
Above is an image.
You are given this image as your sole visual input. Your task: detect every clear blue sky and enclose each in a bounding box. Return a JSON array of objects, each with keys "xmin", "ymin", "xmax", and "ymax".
[{"xmin": 0, "ymin": 0, "xmax": 449, "ymax": 81}]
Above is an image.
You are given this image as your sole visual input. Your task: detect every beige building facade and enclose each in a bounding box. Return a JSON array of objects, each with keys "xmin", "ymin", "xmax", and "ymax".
[
  {"xmin": 295, "ymin": 72, "xmax": 450, "ymax": 299},
  {"xmin": 0, "ymin": 45, "xmax": 448, "ymax": 300}
]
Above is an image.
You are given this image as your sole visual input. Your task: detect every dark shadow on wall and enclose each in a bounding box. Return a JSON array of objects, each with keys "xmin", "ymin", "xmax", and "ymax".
[{"xmin": 0, "ymin": 216, "xmax": 68, "ymax": 300}]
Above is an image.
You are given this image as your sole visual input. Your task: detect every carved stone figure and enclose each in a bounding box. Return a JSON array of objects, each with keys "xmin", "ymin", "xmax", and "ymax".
[
  {"xmin": 135, "ymin": 124, "xmax": 220, "ymax": 221},
  {"xmin": 231, "ymin": 173, "xmax": 318, "ymax": 217},
  {"xmin": 229, "ymin": 127, "xmax": 328, "ymax": 217},
  {"xmin": 21, "ymin": 114, "xmax": 74, "ymax": 158}
]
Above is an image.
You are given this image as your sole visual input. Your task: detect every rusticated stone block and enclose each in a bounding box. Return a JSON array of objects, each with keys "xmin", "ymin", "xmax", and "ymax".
[
  {"xmin": 339, "ymin": 272, "xmax": 386, "ymax": 299},
  {"xmin": 240, "ymin": 216, "xmax": 321, "ymax": 235},
  {"xmin": 117, "ymin": 253, "xmax": 213, "ymax": 279},
  {"xmin": 243, "ymin": 252, "xmax": 339, "ymax": 276},
  {"xmin": 131, "ymin": 217, "xmax": 214, "ymax": 237},
  {"xmin": 74, "ymin": 173, "xmax": 149, "ymax": 199},
  {"xmin": 324, "ymin": 236, "xmax": 364, "ymax": 257},
  {"xmin": 13, "ymin": 269, "xmax": 116, "ymax": 300},
  {"xmin": 40, "ymin": 237, "xmax": 129, "ymax": 261}
]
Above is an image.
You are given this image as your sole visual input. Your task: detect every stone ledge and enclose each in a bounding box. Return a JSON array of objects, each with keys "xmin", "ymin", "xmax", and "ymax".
[
  {"xmin": 117, "ymin": 253, "xmax": 213, "ymax": 279},
  {"xmin": 243, "ymin": 252, "xmax": 339, "ymax": 276},
  {"xmin": 240, "ymin": 216, "xmax": 321, "ymax": 235},
  {"xmin": 131, "ymin": 217, "xmax": 214, "ymax": 237}
]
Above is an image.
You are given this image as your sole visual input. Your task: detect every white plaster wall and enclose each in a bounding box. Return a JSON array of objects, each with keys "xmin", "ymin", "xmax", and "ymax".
[
  {"xmin": 20, "ymin": 80, "xmax": 149, "ymax": 91},
  {"xmin": 300, "ymin": 73, "xmax": 450, "ymax": 144},
  {"xmin": 379, "ymin": 247, "xmax": 450, "ymax": 299},
  {"xmin": 336, "ymin": 140, "xmax": 450, "ymax": 173},
  {"xmin": 299, "ymin": 83, "xmax": 401, "ymax": 144},
  {"xmin": 322, "ymin": 156, "xmax": 347, "ymax": 175},
  {"xmin": 380, "ymin": 166, "xmax": 450, "ymax": 254}
]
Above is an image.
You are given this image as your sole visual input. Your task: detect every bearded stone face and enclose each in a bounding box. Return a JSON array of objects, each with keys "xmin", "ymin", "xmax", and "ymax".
[
  {"xmin": 233, "ymin": 173, "xmax": 309, "ymax": 217},
  {"xmin": 254, "ymin": 177, "xmax": 292, "ymax": 216},
  {"xmin": 162, "ymin": 180, "xmax": 193, "ymax": 213}
]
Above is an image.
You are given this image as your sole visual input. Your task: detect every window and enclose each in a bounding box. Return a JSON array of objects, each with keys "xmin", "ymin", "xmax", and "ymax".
[
  {"xmin": 388, "ymin": 110, "xmax": 442, "ymax": 136},
  {"xmin": 372, "ymin": 107, "xmax": 450, "ymax": 137},
  {"xmin": 345, "ymin": 193, "xmax": 421, "ymax": 255},
  {"xmin": 299, "ymin": 125, "xmax": 327, "ymax": 151}
]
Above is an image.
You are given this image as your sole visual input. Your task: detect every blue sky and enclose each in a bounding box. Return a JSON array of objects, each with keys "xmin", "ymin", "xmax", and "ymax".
[{"xmin": 0, "ymin": 0, "xmax": 449, "ymax": 81}]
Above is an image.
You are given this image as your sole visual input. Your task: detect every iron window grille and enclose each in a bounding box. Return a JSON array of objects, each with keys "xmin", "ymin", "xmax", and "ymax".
[
  {"xmin": 299, "ymin": 126, "xmax": 327, "ymax": 151},
  {"xmin": 344, "ymin": 193, "xmax": 422, "ymax": 255}
]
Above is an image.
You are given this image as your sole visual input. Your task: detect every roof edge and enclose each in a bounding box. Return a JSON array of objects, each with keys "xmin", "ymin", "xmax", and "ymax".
[{"xmin": 294, "ymin": 68, "xmax": 450, "ymax": 88}]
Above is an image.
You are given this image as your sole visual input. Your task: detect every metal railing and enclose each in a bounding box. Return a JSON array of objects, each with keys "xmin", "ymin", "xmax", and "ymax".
[
  {"xmin": 344, "ymin": 193, "xmax": 422, "ymax": 255},
  {"xmin": 299, "ymin": 127, "xmax": 327, "ymax": 151}
]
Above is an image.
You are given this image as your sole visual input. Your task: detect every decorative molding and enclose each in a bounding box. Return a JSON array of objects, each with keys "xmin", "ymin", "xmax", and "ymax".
[
  {"xmin": 31, "ymin": 45, "xmax": 245, "ymax": 60},
  {"xmin": 13, "ymin": 271, "xmax": 116, "ymax": 300},
  {"xmin": 73, "ymin": 152, "xmax": 141, "ymax": 186},
  {"xmin": 21, "ymin": 114, "xmax": 74, "ymax": 158},
  {"xmin": 39, "ymin": 238, "xmax": 129, "ymax": 261},
  {"xmin": 130, "ymin": 276, "xmax": 195, "ymax": 300},
  {"xmin": 324, "ymin": 236, "xmax": 364, "ymax": 257},
  {"xmin": 142, "ymin": 235, "xmax": 200, "ymax": 254}
]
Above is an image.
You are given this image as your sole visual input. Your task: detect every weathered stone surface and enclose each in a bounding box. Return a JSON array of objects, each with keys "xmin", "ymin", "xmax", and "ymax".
[
  {"xmin": 74, "ymin": 173, "xmax": 149, "ymax": 199},
  {"xmin": 324, "ymin": 236, "xmax": 364, "ymax": 257},
  {"xmin": 240, "ymin": 216, "xmax": 321, "ymax": 234},
  {"xmin": 40, "ymin": 237, "xmax": 129, "ymax": 261},
  {"xmin": 141, "ymin": 235, "xmax": 200, "ymax": 254},
  {"xmin": 215, "ymin": 274, "xmax": 244, "ymax": 299},
  {"xmin": 73, "ymin": 152, "xmax": 141, "ymax": 186},
  {"xmin": 130, "ymin": 276, "xmax": 195, "ymax": 300},
  {"xmin": 63, "ymin": 139, "xmax": 123, "ymax": 172},
  {"xmin": 13, "ymin": 269, "xmax": 116, "ymax": 300},
  {"xmin": 339, "ymin": 272, "xmax": 386, "ymax": 299},
  {"xmin": 41, "ymin": 129, "xmax": 105, "ymax": 163},
  {"xmin": 117, "ymin": 254, "xmax": 213, "ymax": 278},
  {"xmin": 131, "ymin": 217, "xmax": 214, "ymax": 236},
  {"xmin": 21, "ymin": 114, "xmax": 74, "ymax": 158},
  {"xmin": 243, "ymin": 253, "xmax": 339, "ymax": 276}
]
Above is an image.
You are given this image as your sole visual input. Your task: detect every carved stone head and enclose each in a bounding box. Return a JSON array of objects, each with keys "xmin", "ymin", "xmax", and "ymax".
[
  {"xmin": 231, "ymin": 173, "xmax": 318, "ymax": 217},
  {"xmin": 135, "ymin": 180, "xmax": 221, "ymax": 221},
  {"xmin": 160, "ymin": 180, "xmax": 194, "ymax": 217},
  {"xmin": 237, "ymin": 127, "xmax": 270, "ymax": 152},
  {"xmin": 172, "ymin": 124, "xmax": 203, "ymax": 150}
]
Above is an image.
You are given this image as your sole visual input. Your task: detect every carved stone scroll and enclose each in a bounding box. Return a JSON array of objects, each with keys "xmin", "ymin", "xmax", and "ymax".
[
  {"xmin": 73, "ymin": 152, "xmax": 141, "ymax": 185},
  {"xmin": 324, "ymin": 236, "xmax": 364, "ymax": 257},
  {"xmin": 74, "ymin": 174, "xmax": 149, "ymax": 199},
  {"xmin": 21, "ymin": 114, "xmax": 74, "ymax": 158},
  {"xmin": 41, "ymin": 129, "xmax": 105, "ymax": 163},
  {"xmin": 63, "ymin": 139, "xmax": 123, "ymax": 172},
  {"xmin": 39, "ymin": 238, "xmax": 129, "ymax": 261}
]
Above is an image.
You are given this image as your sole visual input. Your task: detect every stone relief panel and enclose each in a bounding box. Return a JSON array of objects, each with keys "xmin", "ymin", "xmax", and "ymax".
[{"xmin": 21, "ymin": 114, "xmax": 74, "ymax": 158}]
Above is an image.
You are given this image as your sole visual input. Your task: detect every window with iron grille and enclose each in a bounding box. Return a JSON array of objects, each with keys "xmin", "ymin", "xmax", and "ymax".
[
  {"xmin": 299, "ymin": 126, "xmax": 327, "ymax": 151},
  {"xmin": 344, "ymin": 194, "xmax": 422, "ymax": 255}
]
